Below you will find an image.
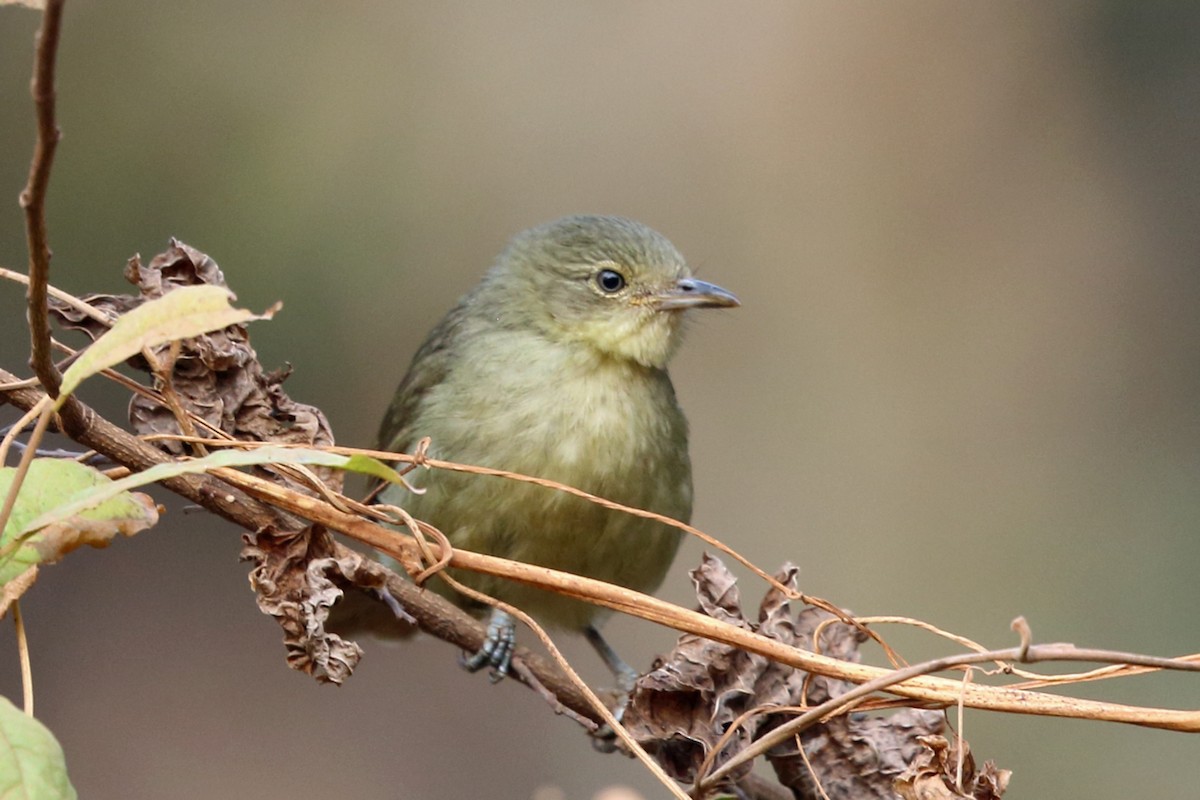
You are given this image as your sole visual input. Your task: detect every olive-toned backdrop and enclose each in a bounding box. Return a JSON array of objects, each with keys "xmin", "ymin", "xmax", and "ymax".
[{"xmin": 1, "ymin": 3, "xmax": 1197, "ymax": 798}]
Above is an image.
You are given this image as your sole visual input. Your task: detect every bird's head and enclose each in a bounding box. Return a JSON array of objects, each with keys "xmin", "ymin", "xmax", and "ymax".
[{"xmin": 484, "ymin": 215, "xmax": 739, "ymax": 369}]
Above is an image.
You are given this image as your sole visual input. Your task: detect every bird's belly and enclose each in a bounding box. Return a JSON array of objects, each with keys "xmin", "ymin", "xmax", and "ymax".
[{"xmin": 399, "ymin": 366, "xmax": 691, "ymax": 629}]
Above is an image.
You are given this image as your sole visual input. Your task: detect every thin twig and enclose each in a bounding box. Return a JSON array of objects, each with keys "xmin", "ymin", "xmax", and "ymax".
[
  {"xmin": 0, "ymin": 266, "xmax": 115, "ymax": 326},
  {"xmin": 12, "ymin": 601, "xmax": 34, "ymax": 717},
  {"xmin": 0, "ymin": 376, "xmax": 42, "ymax": 391},
  {"xmin": 19, "ymin": 0, "xmax": 66, "ymax": 399},
  {"xmin": 796, "ymin": 738, "xmax": 832, "ymax": 800},
  {"xmin": 140, "ymin": 341, "xmax": 206, "ymax": 455},
  {"xmin": 0, "ymin": 403, "xmax": 45, "ymax": 466},
  {"xmin": 955, "ymin": 669, "xmax": 969, "ymax": 792},
  {"xmin": 0, "ymin": 398, "xmax": 54, "ymax": 553},
  {"xmin": 854, "ymin": 614, "xmax": 1196, "ymax": 690},
  {"xmin": 357, "ymin": 445, "xmax": 797, "ymax": 599}
]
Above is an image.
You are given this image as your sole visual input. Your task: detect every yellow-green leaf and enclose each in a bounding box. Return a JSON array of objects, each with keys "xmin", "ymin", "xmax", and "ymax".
[
  {"xmin": 57, "ymin": 285, "xmax": 276, "ymax": 403},
  {"xmin": 0, "ymin": 460, "xmax": 158, "ymax": 590},
  {"xmin": 17, "ymin": 447, "xmax": 403, "ymax": 538},
  {"xmin": 0, "ymin": 696, "xmax": 77, "ymax": 800}
]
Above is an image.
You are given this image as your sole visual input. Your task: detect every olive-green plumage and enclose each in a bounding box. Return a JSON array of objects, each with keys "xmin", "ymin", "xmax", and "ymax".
[{"xmin": 377, "ymin": 215, "xmax": 737, "ymax": 673}]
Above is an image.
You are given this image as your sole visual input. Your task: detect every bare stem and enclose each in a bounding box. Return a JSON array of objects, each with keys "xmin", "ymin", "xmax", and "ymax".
[{"xmin": 20, "ymin": 0, "xmax": 66, "ymax": 399}]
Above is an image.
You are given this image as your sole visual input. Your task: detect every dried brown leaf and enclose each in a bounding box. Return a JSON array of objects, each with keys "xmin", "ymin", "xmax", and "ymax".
[
  {"xmin": 48, "ymin": 240, "xmax": 336, "ymax": 489},
  {"xmin": 973, "ymin": 761, "xmax": 1012, "ymax": 799},
  {"xmin": 0, "ymin": 567, "xmax": 39, "ymax": 620},
  {"xmin": 242, "ymin": 525, "xmax": 364, "ymax": 684},
  {"xmin": 125, "ymin": 240, "xmax": 228, "ymax": 296},
  {"xmin": 771, "ymin": 709, "xmax": 947, "ymax": 800},
  {"xmin": 894, "ymin": 736, "xmax": 1010, "ymax": 800},
  {"xmin": 625, "ymin": 555, "xmax": 959, "ymax": 799}
]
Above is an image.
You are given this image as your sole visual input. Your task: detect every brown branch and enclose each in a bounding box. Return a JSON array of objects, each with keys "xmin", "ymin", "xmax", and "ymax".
[
  {"xmin": 6, "ymin": 348, "xmax": 1197, "ymax": 739},
  {"xmin": 19, "ymin": 0, "xmax": 66, "ymax": 400},
  {"xmin": 0, "ymin": 367, "xmax": 606, "ymax": 724},
  {"xmin": 0, "ymin": 367, "xmax": 288, "ymax": 535},
  {"xmin": 215, "ymin": 466, "xmax": 1200, "ymax": 734}
]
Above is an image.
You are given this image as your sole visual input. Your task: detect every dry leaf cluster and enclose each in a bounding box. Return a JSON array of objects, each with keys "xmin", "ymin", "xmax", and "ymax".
[{"xmin": 625, "ymin": 556, "xmax": 1010, "ymax": 799}]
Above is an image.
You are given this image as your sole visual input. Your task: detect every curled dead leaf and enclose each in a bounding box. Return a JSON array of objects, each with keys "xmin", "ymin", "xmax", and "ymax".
[
  {"xmin": 241, "ymin": 525, "xmax": 413, "ymax": 684},
  {"xmin": 624, "ymin": 555, "xmax": 962, "ymax": 799},
  {"xmin": 242, "ymin": 525, "xmax": 361, "ymax": 684},
  {"xmin": 894, "ymin": 735, "xmax": 1011, "ymax": 800},
  {"xmin": 0, "ymin": 567, "xmax": 39, "ymax": 620}
]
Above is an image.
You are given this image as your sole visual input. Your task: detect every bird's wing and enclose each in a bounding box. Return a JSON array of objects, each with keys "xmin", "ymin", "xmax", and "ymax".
[{"xmin": 375, "ymin": 298, "xmax": 472, "ymax": 455}]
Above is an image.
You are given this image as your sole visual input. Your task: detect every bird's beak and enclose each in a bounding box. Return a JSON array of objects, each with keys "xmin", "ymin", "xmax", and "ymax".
[{"xmin": 650, "ymin": 277, "xmax": 741, "ymax": 311}]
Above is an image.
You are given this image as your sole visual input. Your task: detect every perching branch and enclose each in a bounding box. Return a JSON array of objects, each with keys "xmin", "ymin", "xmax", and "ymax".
[
  {"xmin": 0, "ymin": 367, "xmax": 608, "ymax": 724},
  {"xmin": 216, "ymin": 463, "xmax": 1200, "ymax": 732},
  {"xmin": 5, "ymin": 340, "xmax": 1199, "ymax": 731}
]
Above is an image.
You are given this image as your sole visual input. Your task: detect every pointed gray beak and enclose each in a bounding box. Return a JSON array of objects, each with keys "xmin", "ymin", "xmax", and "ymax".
[{"xmin": 651, "ymin": 277, "xmax": 740, "ymax": 311}]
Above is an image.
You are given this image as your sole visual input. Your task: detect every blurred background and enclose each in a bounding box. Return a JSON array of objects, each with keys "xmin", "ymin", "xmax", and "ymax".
[{"xmin": 1, "ymin": 2, "xmax": 1198, "ymax": 797}]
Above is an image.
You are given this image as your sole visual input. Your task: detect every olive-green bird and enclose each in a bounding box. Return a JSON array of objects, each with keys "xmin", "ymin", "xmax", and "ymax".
[{"xmin": 376, "ymin": 215, "xmax": 738, "ymax": 688}]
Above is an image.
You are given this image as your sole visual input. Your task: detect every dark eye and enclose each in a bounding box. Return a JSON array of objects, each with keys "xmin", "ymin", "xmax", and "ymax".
[{"xmin": 596, "ymin": 269, "xmax": 626, "ymax": 294}]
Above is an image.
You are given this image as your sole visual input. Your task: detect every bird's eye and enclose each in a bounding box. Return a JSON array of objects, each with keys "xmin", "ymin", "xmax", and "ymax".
[{"xmin": 596, "ymin": 269, "xmax": 626, "ymax": 294}]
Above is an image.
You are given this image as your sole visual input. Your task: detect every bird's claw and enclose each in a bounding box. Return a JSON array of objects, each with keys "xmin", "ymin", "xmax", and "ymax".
[
  {"xmin": 589, "ymin": 698, "xmax": 630, "ymax": 753},
  {"xmin": 460, "ymin": 609, "xmax": 516, "ymax": 681}
]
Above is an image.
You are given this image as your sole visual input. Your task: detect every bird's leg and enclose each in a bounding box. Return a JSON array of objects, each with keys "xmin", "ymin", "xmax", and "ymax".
[
  {"xmin": 584, "ymin": 624, "xmax": 640, "ymax": 693},
  {"xmin": 461, "ymin": 608, "xmax": 517, "ymax": 682},
  {"xmin": 585, "ymin": 624, "xmax": 643, "ymax": 752}
]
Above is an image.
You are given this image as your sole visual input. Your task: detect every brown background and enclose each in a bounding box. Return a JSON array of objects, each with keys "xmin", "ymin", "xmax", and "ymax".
[{"xmin": 1, "ymin": 2, "xmax": 1198, "ymax": 798}]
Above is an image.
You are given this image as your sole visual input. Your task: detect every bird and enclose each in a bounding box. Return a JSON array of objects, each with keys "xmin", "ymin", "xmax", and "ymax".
[{"xmin": 375, "ymin": 214, "xmax": 738, "ymax": 689}]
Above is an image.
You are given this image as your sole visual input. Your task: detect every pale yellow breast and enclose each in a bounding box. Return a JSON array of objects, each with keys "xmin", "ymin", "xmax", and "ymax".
[{"xmin": 383, "ymin": 335, "xmax": 692, "ymax": 630}]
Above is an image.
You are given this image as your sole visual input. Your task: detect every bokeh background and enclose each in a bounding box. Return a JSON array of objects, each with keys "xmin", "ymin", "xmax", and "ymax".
[{"xmin": 2, "ymin": 2, "xmax": 1198, "ymax": 798}]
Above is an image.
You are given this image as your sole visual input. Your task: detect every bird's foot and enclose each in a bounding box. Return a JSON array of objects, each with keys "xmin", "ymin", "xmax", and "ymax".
[
  {"xmin": 589, "ymin": 697, "xmax": 632, "ymax": 754},
  {"xmin": 460, "ymin": 609, "xmax": 516, "ymax": 682},
  {"xmin": 582, "ymin": 624, "xmax": 642, "ymax": 752}
]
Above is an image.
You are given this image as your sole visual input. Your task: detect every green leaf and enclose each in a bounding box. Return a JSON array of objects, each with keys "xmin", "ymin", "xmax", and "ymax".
[
  {"xmin": 0, "ymin": 696, "xmax": 77, "ymax": 800},
  {"xmin": 1, "ymin": 448, "xmax": 401, "ymax": 613},
  {"xmin": 57, "ymin": 285, "xmax": 276, "ymax": 403},
  {"xmin": 17, "ymin": 447, "xmax": 403, "ymax": 538},
  {"xmin": 0, "ymin": 461, "xmax": 158, "ymax": 607}
]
